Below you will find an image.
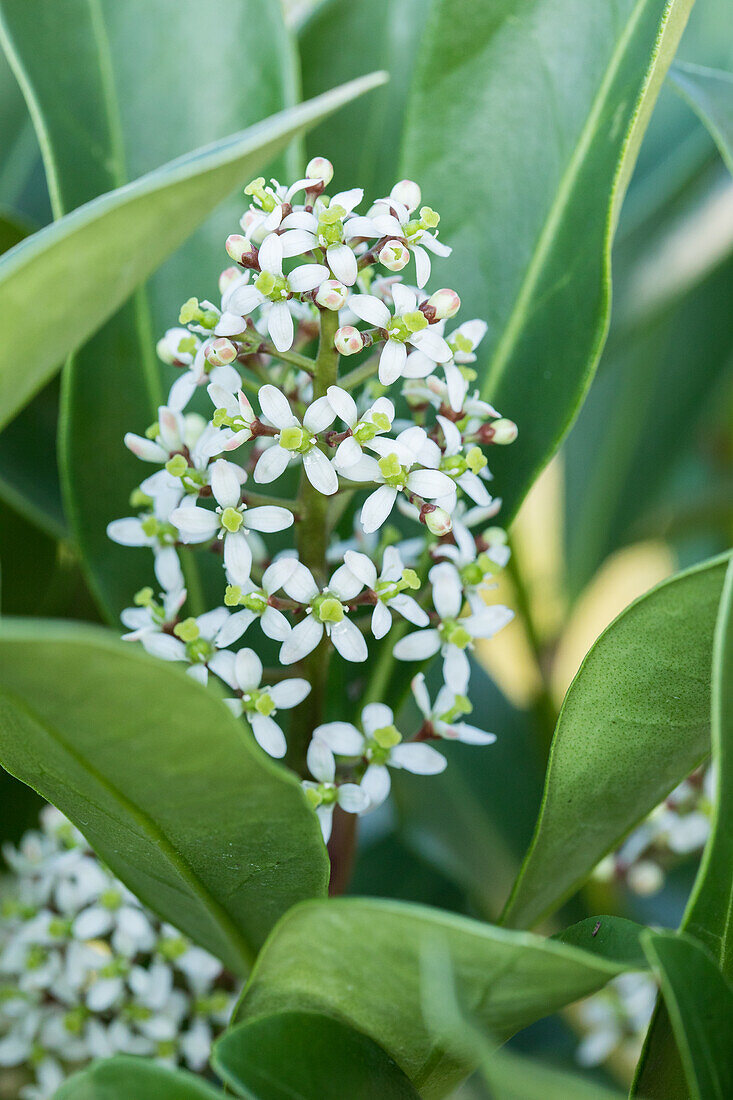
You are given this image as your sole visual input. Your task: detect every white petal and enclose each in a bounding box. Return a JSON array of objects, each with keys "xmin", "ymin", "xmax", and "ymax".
[
  {"xmin": 391, "ymin": 283, "xmax": 417, "ymax": 314},
  {"xmin": 303, "ymin": 448, "xmax": 338, "ymax": 495},
  {"xmin": 389, "ymin": 593, "xmax": 429, "ymax": 627},
  {"xmin": 450, "ymin": 723, "xmax": 497, "ymax": 746},
  {"xmin": 361, "ymin": 702, "xmax": 393, "ymax": 736},
  {"xmin": 338, "ymin": 783, "xmax": 370, "ymax": 813},
  {"xmin": 334, "ymin": 435, "xmax": 362, "ymax": 469},
  {"xmin": 280, "ymin": 210, "xmax": 318, "ymax": 232},
  {"xmin": 407, "ymin": 468, "xmax": 455, "ymax": 500},
  {"xmin": 349, "ymin": 293, "xmax": 390, "ymax": 328},
  {"xmin": 402, "ymin": 348, "xmax": 437, "ymax": 379},
  {"xmin": 329, "ymin": 563, "xmax": 364, "ymax": 602},
  {"xmin": 208, "ymin": 649, "xmax": 237, "ymax": 689},
  {"xmin": 392, "ymin": 629, "xmax": 441, "ymax": 661},
  {"xmin": 207, "ymin": 384, "xmax": 239, "ymax": 417},
  {"xmin": 307, "ymin": 738, "xmax": 335, "ymax": 782},
  {"xmin": 261, "ymin": 606, "xmax": 292, "ymax": 641},
  {"xmin": 372, "ymin": 600, "xmax": 392, "ymax": 639},
  {"xmin": 410, "ymin": 329, "xmax": 452, "ymax": 363},
  {"xmin": 390, "ymin": 742, "xmax": 446, "ymax": 775},
  {"xmin": 262, "ymin": 556, "xmax": 299, "ymax": 594},
  {"xmin": 420, "ymin": 233, "xmax": 451, "ymax": 258},
  {"xmin": 326, "ymin": 243, "xmax": 358, "ymax": 286},
  {"xmin": 224, "ymin": 530, "xmax": 252, "ymax": 584},
  {"xmin": 360, "ymin": 485, "xmax": 397, "ymax": 534},
  {"xmin": 303, "ymin": 395, "xmax": 337, "ymax": 434},
  {"xmin": 288, "ymin": 263, "xmax": 330, "ymax": 292},
  {"xmin": 257, "ymin": 385, "xmax": 295, "ymax": 430},
  {"xmin": 211, "ymin": 459, "xmax": 242, "ymax": 509},
  {"xmin": 344, "ymin": 215, "xmax": 382, "ymax": 239},
  {"xmin": 197, "ymin": 606, "xmax": 230, "ymax": 636},
  {"xmin": 253, "ymin": 444, "xmax": 291, "ymax": 484},
  {"xmin": 142, "ymin": 634, "xmax": 186, "ymax": 661},
  {"xmin": 283, "ymin": 562, "xmax": 319, "ymax": 602},
  {"xmin": 154, "ymin": 547, "xmax": 184, "ymax": 592},
  {"xmin": 170, "ymin": 506, "xmax": 219, "ymax": 543},
  {"xmin": 411, "ymin": 244, "xmax": 431, "ymax": 288},
  {"xmin": 124, "ymin": 434, "xmax": 168, "ymax": 463},
  {"xmin": 457, "ymin": 471, "xmax": 492, "ymax": 506},
  {"xmin": 463, "ymin": 605, "xmax": 514, "ymax": 638},
  {"xmin": 378, "ymin": 339, "xmax": 407, "ymax": 385},
  {"xmin": 330, "ymin": 617, "xmax": 368, "ymax": 662},
  {"xmin": 444, "ymin": 362, "xmax": 468, "ymax": 412},
  {"xmin": 215, "ymin": 310, "xmax": 248, "ymax": 336},
  {"xmin": 280, "ymin": 616, "xmax": 323, "ymax": 664},
  {"xmin": 280, "ymin": 229, "xmax": 318, "ymax": 257},
  {"xmin": 215, "ymin": 609, "xmax": 254, "ymax": 648},
  {"xmin": 267, "ymin": 301, "xmax": 294, "ymax": 353},
  {"xmin": 430, "ymin": 561, "xmax": 463, "ymax": 620},
  {"xmin": 243, "ymin": 505, "xmax": 294, "ymax": 532},
  {"xmin": 313, "ymin": 722, "xmax": 363, "ymax": 755},
  {"xmin": 270, "ymin": 678, "xmax": 310, "ymax": 709},
  {"xmin": 225, "ymin": 283, "xmax": 265, "ymax": 316},
  {"xmin": 250, "ymin": 714, "xmax": 287, "ymax": 759},
  {"xmin": 258, "ymin": 232, "xmax": 284, "ymax": 276},
  {"xmin": 411, "ymin": 672, "xmax": 431, "ymax": 718},
  {"xmin": 316, "ymin": 803, "xmax": 335, "ymax": 843},
  {"xmin": 361, "ymin": 764, "xmax": 391, "ymax": 807},
  {"xmin": 331, "ymin": 187, "xmax": 363, "ymax": 213},
  {"xmin": 343, "ymin": 550, "xmax": 377, "ymax": 589},
  {"xmin": 443, "ymin": 646, "xmax": 470, "ymax": 694},
  {"xmin": 340, "ymin": 454, "xmax": 381, "ymax": 482},
  {"xmin": 326, "ymin": 385, "xmax": 358, "ymax": 427},
  {"xmin": 234, "ymin": 648, "xmax": 262, "ymax": 691},
  {"xmin": 436, "ymin": 414, "xmax": 462, "ymax": 456},
  {"xmin": 107, "ymin": 518, "xmax": 149, "ymax": 546}
]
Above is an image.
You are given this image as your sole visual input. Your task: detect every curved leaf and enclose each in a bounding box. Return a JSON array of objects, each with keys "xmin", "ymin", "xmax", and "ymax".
[
  {"xmin": 502, "ymin": 552, "xmax": 731, "ymax": 930},
  {"xmin": 235, "ymin": 898, "xmax": 647, "ymax": 1099},
  {"xmin": 54, "ymin": 1055, "xmax": 225, "ymax": 1099},
  {"xmin": 671, "ymin": 61, "xmax": 733, "ymax": 174},
  {"xmin": 401, "ymin": 0, "xmax": 693, "ymax": 519},
  {"xmin": 213, "ymin": 1012, "xmax": 421, "ymax": 1100},
  {"xmin": 0, "ymin": 620, "xmax": 329, "ymax": 975}
]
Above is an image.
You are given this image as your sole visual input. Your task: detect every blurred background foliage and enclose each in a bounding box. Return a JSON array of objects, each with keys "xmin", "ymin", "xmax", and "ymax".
[{"xmin": 0, "ymin": 0, "xmax": 731, "ymax": 1095}]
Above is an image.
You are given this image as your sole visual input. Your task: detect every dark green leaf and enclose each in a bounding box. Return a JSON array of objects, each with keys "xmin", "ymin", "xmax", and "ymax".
[
  {"xmin": 671, "ymin": 61, "xmax": 733, "ymax": 174},
  {"xmin": 235, "ymin": 898, "xmax": 648, "ymax": 1099},
  {"xmin": 641, "ymin": 931, "xmax": 733, "ymax": 1100},
  {"xmin": 502, "ymin": 552, "xmax": 731, "ymax": 930},
  {"xmin": 0, "ymin": 620, "xmax": 329, "ymax": 974},
  {"xmin": 401, "ymin": 0, "xmax": 694, "ymax": 520},
  {"xmin": 54, "ymin": 1055, "xmax": 225, "ymax": 1099},
  {"xmin": 213, "ymin": 1012, "xmax": 420, "ymax": 1100}
]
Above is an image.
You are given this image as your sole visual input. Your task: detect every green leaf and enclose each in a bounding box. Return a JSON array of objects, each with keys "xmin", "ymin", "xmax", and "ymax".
[
  {"xmin": 480, "ymin": 1047, "xmax": 625, "ymax": 1100},
  {"xmin": 54, "ymin": 1055, "xmax": 225, "ymax": 1099},
  {"xmin": 0, "ymin": 67, "xmax": 384, "ymax": 432},
  {"xmin": 299, "ymin": 0, "xmax": 425, "ymax": 200},
  {"xmin": 0, "ymin": 619, "xmax": 329, "ymax": 974},
  {"xmin": 502, "ymin": 552, "xmax": 732, "ymax": 931},
  {"xmin": 235, "ymin": 898, "xmax": 648, "ymax": 1099},
  {"xmin": 401, "ymin": 0, "xmax": 693, "ymax": 520},
  {"xmin": 213, "ymin": 1012, "xmax": 421, "ymax": 1099},
  {"xmin": 641, "ymin": 931, "xmax": 733, "ymax": 1100},
  {"xmin": 671, "ymin": 61, "xmax": 733, "ymax": 174}
]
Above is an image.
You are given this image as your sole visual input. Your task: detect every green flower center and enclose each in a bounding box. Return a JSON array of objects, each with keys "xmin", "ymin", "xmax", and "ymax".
[
  {"xmin": 377, "ymin": 453, "xmax": 408, "ymax": 488},
  {"xmin": 280, "ymin": 425, "xmax": 311, "ymax": 452},
  {"xmin": 387, "ymin": 310, "xmax": 428, "ymax": 343},
  {"xmin": 242, "ymin": 689, "xmax": 276, "ymax": 717},
  {"xmin": 255, "ymin": 270, "xmax": 290, "ymax": 301},
  {"xmin": 317, "ymin": 203, "xmax": 346, "ymax": 246},
  {"xmin": 439, "ymin": 619, "xmax": 472, "ymax": 649},
  {"xmin": 220, "ymin": 506, "xmax": 244, "ymax": 533},
  {"xmin": 313, "ymin": 595, "xmax": 345, "ymax": 624}
]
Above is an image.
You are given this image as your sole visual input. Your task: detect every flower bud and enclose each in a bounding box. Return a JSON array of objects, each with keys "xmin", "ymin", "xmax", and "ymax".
[
  {"xmin": 316, "ymin": 279, "xmax": 349, "ymax": 311},
  {"xmin": 225, "ymin": 234, "xmax": 255, "ymax": 265},
  {"xmin": 334, "ymin": 326, "xmax": 365, "ymax": 356},
  {"xmin": 218, "ymin": 266, "xmax": 243, "ymax": 295},
  {"xmin": 488, "ymin": 418, "xmax": 518, "ymax": 445},
  {"xmin": 423, "ymin": 506, "xmax": 452, "ymax": 536},
  {"xmin": 391, "ymin": 179, "xmax": 421, "ymax": 213},
  {"xmin": 427, "ymin": 288, "xmax": 461, "ymax": 321},
  {"xmin": 205, "ymin": 338, "xmax": 238, "ymax": 367},
  {"xmin": 378, "ymin": 240, "xmax": 410, "ymax": 272},
  {"xmin": 306, "ymin": 156, "xmax": 334, "ymax": 186}
]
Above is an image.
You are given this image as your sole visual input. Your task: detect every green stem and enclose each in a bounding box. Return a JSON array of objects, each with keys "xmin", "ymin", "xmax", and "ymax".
[
  {"xmin": 243, "ymin": 490, "xmax": 301, "ymax": 513},
  {"xmin": 339, "ymin": 356, "xmax": 380, "ymax": 391},
  {"xmin": 263, "ymin": 343, "xmax": 317, "ymax": 375}
]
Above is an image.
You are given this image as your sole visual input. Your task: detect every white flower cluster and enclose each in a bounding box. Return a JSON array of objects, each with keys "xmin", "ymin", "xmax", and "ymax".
[
  {"xmin": 108, "ymin": 157, "xmax": 517, "ymax": 838},
  {"xmin": 0, "ymin": 808, "xmax": 236, "ymax": 1099},
  {"xmin": 593, "ymin": 765, "xmax": 714, "ymax": 897},
  {"xmin": 575, "ymin": 972, "xmax": 657, "ymax": 1069}
]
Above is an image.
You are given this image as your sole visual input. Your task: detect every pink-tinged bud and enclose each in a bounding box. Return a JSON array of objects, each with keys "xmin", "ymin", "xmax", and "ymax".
[
  {"xmin": 334, "ymin": 326, "xmax": 365, "ymax": 356},
  {"xmin": 378, "ymin": 239, "xmax": 410, "ymax": 272},
  {"xmin": 225, "ymin": 234, "xmax": 254, "ymax": 265},
  {"xmin": 489, "ymin": 418, "xmax": 518, "ymax": 445},
  {"xmin": 240, "ymin": 209, "xmax": 259, "ymax": 234},
  {"xmin": 205, "ymin": 338, "xmax": 238, "ymax": 367},
  {"xmin": 306, "ymin": 156, "xmax": 334, "ymax": 186},
  {"xmin": 219, "ymin": 266, "xmax": 243, "ymax": 295},
  {"xmin": 423, "ymin": 506, "xmax": 452, "ymax": 536},
  {"xmin": 391, "ymin": 179, "xmax": 421, "ymax": 213},
  {"xmin": 316, "ymin": 279, "xmax": 349, "ymax": 311},
  {"xmin": 427, "ymin": 288, "xmax": 461, "ymax": 321}
]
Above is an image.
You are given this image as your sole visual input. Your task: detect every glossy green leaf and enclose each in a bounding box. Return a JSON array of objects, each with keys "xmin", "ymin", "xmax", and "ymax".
[
  {"xmin": 0, "ymin": 66, "xmax": 384, "ymax": 432},
  {"xmin": 213, "ymin": 1012, "xmax": 421, "ymax": 1100},
  {"xmin": 0, "ymin": 620, "xmax": 329, "ymax": 975},
  {"xmin": 480, "ymin": 1047, "xmax": 624, "ymax": 1100},
  {"xmin": 671, "ymin": 61, "xmax": 733, "ymax": 174},
  {"xmin": 641, "ymin": 931, "xmax": 733, "ymax": 1100},
  {"xmin": 299, "ymin": 0, "xmax": 425, "ymax": 200},
  {"xmin": 236, "ymin": 899, "xmax": 647, "ymax": 1099},
  {"xmin": 401, "ymin": 0, "xmax": 693, "ymax": 520},
  {"xmin": 502, "ymin": 552, "xmax": 731, "ymax": 930},
  {"xmin": 54, "ymin": 1055, "xmax": 225, "ymax": 1099}
]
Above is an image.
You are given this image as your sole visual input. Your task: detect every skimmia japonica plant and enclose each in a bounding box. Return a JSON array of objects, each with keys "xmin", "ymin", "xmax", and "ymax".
[{"xmin": 108, "ymin": 159, "xmax": 517, "ymax": 841}]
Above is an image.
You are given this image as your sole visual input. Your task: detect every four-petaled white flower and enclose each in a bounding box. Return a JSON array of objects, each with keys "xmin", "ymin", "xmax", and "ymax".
[
  {"xmin": 411, "ymin": 672, "xmax": 496, "ymax": 745},
  {"xmin": 366, "ymin": 181, "xmax": 451, "ymax": 287},
  {"xmin": 342, "ymin": 547, "xmax": 429, "ymax": 639},
  {"xmin": 280, "ymin": 187, "xmax": 365, "ymax": 286},
  {"xmin": 435, "ymin": 414, "xmax": 492, "ymax": 509},
  {"xmin": 303, "ymin": 740, "xmax": 370, "ymax": 843},
  {"xmin": 139, "ymin": 606, "xmax": 248, "ymax": 686},
  {"xmin": 170, "ymin": 459, "xmax": 294, "ymax": 583},
  {"xmin": 279, "ymin": 562, "xmax": 367, "ymax": 664},
  {"xmin": 326, "ymin": 386, "xmax": 395, "ymax": 470},
  {"xmin": 214, "ymin": 647, "xmax": 310, "ymax": 759},
  {"xmin": 222, "ymin": 233, "xmax": 328, "ymax": 352},
  {"xmin": 393, "ymin": 561, "xmax": 513, "ymax": 691},
  {"xmin": 349, "ymin": 284, "xmax": 452, "ymax": 385},
  {"xmin": 253, "ymin": 385, "xmax": 338, "ymax": 496},
  {"xmin": 221, "ymin": 557, "xmax": 298, "ymax": 643}
]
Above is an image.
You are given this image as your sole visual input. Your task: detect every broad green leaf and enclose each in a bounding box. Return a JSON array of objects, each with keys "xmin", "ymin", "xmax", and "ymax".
[
  {"xmin": 213, "ymin": 1012, "xmax": 421, "ymax": 1099},
  {"xmin": 401, "ymin": 0, "xmax": 693, "ymax": 521},
  {"xmin": 54, "ymin": 1055, "xmax": 225, "ymax": 1099},
  {"xmin": 641, "ymin": 931, "xmax": 733, "ymax": 1100},
  {"xmin": 671, "ymin": 62, "xmax": 733, "ymax": 174},
  {"xmin": 502, "ymin": 552, "xmax": 731, "ymax": 931},
  {"xmin": 480, "ymin": 1047, "xmax": 624, "ymax": 1100},
  {"xmin": 236, "ymin": 898, "xmax": 647, "ymax": 1099},
  {"xmin": 299, "ymin": 0, "xmax": 425, "ymax": 200},
  {"xmin": 0, "ymin": 69, "xmax": 384, "ymax": 432},
  {"xmin": 0, "ymin": 620, "xmax": 329, "ymax": 974}
]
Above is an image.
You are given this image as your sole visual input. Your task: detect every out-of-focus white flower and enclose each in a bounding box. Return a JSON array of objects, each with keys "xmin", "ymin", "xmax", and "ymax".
[
  {"xmin": 411, "ymin": 672, "xmax": 496, "ymax": 745},
  {"xmin": 302, "ymin": 740, "xmax": 370, "ymax": 843}
]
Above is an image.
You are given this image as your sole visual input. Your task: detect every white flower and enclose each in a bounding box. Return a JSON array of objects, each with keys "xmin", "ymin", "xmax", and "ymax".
[
  {"xmin": 365, "ymin": 183, "xmax": 451, "ymax": 287},
  {"xmin": 349, "ymin": 284, "xmax": 451, "ymax": 385},
  {"xmin": 213, "ymin": 647, "xmax": 310, "ymax": 759},
  {"xmin": 279, "ymin": 563, "xmax": 368, "ymax": 664},
  {"xmin": 253, "ymin": 385, "xmax": 338, "ymax": 496},
  {"xmin": 207, "ymin": 384, "xmax": 257, "ymax": 451},
  {"xmin": 393, "ymin": 561, "xmax": 513, "ymax": 691},
  {"xmin": 156, "ymin": 327, "xmax": 198, "ymax": 367},
  {"xmin": 167, "ymin": 339, "xmax": 242, "ymax": 414},
  {"xmin": 73, "ymin": 888, "xmax": 156, "ymax": 959},
  {"xmin": 411, "ymin": 672, "xmax": 496, "ymax": 745},
  {"xmin": 435, "ymin": 415, "xmax": 492, "ymax": 508},
  {"xmin": 120, "ymin": 584, "xmax": 186, "ymax": 644},
  {"xmin": 139, "ymin": 605, "xmax": 246, "ymax": 686},
  {"xmin": 221, "ymin": 557, "xmax": 299, "ymax": 643},
  {"xmin": 170, "ymin": 458, "xmax": 294, "ymax": 583},
  {"xmin": 280, "ymin": 187, "xmax": 366, "ymax": 285},
  {"xmin": 326, "ymin": 386, "xmax": 395, "ymax": 470},
  {"xmin": 222, "ymin": 233, "xmax": 328, "ymax": 352},
  {"xmin": 124, "ymin": 406, "xmax": 206, "ymax": 467},
  {"xmin": 302, "ymin": 740, "xmax": 370, "ymax": 843},
  {"xmin": 340, "ymin": 425, "xmax": 454, "ymax": 534},
  {"xmin": 313, "ymin": 702, "xmax": 446, "ymax": 810},
  {"xmin": 342, "ymin": 547, "xmax": 428, "ymax": 639}
]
